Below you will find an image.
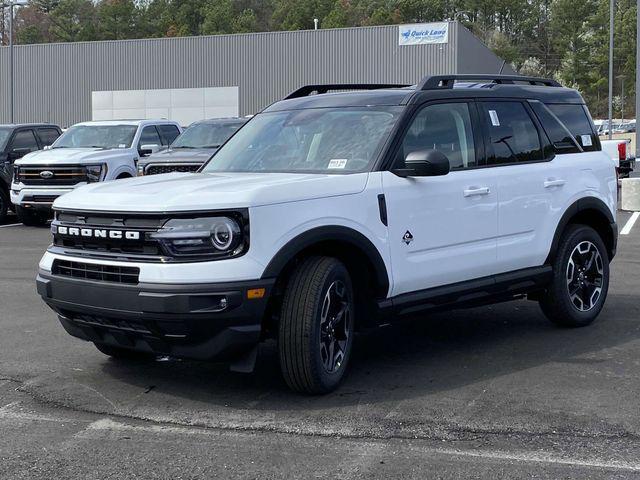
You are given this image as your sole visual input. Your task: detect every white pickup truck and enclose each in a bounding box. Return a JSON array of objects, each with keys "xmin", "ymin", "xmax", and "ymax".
[
  {"xmin": 11, "ymin": 119, "xmax": 182, "ymax": 225},
  {"xmin": 601, "ymin": 138, "xmax": 635, "ymax": 179}
]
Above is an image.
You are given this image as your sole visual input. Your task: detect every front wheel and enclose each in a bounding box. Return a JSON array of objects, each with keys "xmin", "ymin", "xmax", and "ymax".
[
  {"xmin": 539, "ymin": 225, "xmax": 610, "ymax": 327},
  {"xmin": 278, "ymin": 256, "xmax": 355, "ymax": 394}
]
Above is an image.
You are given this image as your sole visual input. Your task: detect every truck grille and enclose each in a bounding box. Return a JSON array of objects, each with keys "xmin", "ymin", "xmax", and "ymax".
[
  {"xmin": 52, "ymin": 259, "xmax": 140, "ymax": 284},
  {"xmin": 145, "ymin": 164, "xmax": 201, "ymax": 175},
  {"xmin": 16, "ymin": 166, "xmax": 88, "ymax": 186},
  {"xmin": 51, "ymin": 211, "xmax": 166, "ymax": 260}
]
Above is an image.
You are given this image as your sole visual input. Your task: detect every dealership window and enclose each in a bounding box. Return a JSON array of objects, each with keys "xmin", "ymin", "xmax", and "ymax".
[
  {"xmin": 399, "ymin": 102, "xmax": 477, "ymax": 170},
  {"xmin": 480, "ymin": 102, "xmax": 543, "ymax": 165}
]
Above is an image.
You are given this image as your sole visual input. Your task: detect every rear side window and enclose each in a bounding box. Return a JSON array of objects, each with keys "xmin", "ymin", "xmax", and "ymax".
[
  {"xmin": 545, "ymin": 104, "xmax": 598, "ymax": 152},
  {"xmin": 479, "ymin": 102, "xmax": 543, "ymax": 165},
  {"xmin": 36, "ymin": 128, "xmax": 61, "ymax": 147},
  {"xmin": 529, "ymin": 101, "xmax": 581, "ymax": 154},
  {"xmin": 158, "ymin": 125, "xmax": 180, "ymax": 146}
]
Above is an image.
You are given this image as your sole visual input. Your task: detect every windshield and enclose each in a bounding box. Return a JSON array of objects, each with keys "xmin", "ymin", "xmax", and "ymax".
[
  {"xmin": 53, "ymin": 125, "xmax": 137, "ymax": 149},
  {"xmin": 172, "ymin": 121, "xmax": 245, "ymax": 149},
  {"xmin": 202, "ymin": 107, "xmax": 402, "ymax": 174}
]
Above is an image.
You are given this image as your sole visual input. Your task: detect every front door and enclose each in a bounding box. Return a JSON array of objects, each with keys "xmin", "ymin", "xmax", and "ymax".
[{"xmin": 382, "ymin": 101, "xmax": 498, "ymax": 297}]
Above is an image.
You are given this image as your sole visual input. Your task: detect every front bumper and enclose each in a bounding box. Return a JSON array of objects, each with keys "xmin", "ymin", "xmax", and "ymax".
[
  {"xmin": 11, "ymin": 185, "xmax": 78, "ymax": 208},
  {"xmin": 37, "ymin": 271, "xmax": 274, "ymax": 361}
]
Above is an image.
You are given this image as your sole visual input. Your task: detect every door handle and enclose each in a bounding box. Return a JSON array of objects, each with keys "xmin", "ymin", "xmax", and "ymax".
[
  {"xmin": 463, "ymin": 186, "xmax": 490, "ymax": 197},
  {"xmin": 544, "ymin": 179, "xmax": 566, "ymax": 188}
]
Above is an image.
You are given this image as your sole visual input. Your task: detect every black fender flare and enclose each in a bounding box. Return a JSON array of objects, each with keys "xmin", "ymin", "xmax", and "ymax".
[
  {"xmin": 546, "ymin": 196, "xmax": 617, "ymax": 263},
  {"xmin": 261, "ymin": 225, "xmax": 390, "ymax": 298}
]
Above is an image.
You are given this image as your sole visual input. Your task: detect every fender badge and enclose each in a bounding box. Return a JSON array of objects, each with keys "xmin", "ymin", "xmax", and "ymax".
[{"xmin": 402, "ymin": 231, "xmax": 414, "ymax": 245}]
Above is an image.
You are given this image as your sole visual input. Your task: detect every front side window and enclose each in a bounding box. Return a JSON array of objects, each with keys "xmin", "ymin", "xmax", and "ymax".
[
  {"xmin": 398, "ymin": 102, "xmax": 477, "ymax": 170},
  {"xmin": 173, "ymin": 122, "xmax": 245, "ymax": 149},
  {"xmin": 37, "ymin": 128, "xmax": 61, "ymax": 147},
  {"xmin": 480, "ymin": 102, "xmax": 543, "ymax": 165},
  {"xmin": 10, "ymin": 130, "xmax": 39, "ymax": 152},
  {"xmin": 202, "ymin": 107, "xmax": 402, "ymax": 174},
  {"xmin": 158, "ymin": 125, "xmax": 181, "ymax": 145},
  {"xmin": 53, "ymin": 125, "xmax": 137, "ymax": 149},
  {"xmin": 138, "ymin": 126, "xmax": 162, "ymax": 148}
]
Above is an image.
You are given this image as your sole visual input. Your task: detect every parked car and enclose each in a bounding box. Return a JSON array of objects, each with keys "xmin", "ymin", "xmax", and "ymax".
[
  {"xmin": 137, "ymin": 118, "xmax": 247, "ymax": 176},
  {"xmin": 613, "ymin": 122, "xmax": 635, "ymax": 134},
  {"xmin": 0, "ymin": 124, "xmax": 62, "ymax": 223},
  {"xmin": 37, "ymin": 75, "xmax": 617, "ymax": 394},
  {"xmin": 601, "ymin": 138, "xmax": 635, "ymax": 179},
  {"xmin": 11, "ymin": 119, "xmax": 181, "ymax": 226}
]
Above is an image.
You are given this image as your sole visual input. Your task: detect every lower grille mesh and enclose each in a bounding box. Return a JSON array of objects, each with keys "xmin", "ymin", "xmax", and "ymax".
[{"xmin": 52, "ymin": 259, "xmax": 140, "ymax": 285}]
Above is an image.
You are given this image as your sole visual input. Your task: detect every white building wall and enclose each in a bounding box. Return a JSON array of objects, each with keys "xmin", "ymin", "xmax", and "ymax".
[{"xmin": 92, "ymin": 86, "xmax": 239, "ymax": 126}]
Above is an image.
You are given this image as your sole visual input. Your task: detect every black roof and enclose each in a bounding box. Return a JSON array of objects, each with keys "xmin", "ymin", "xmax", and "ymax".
[{"xmin": 266, "ymin": 75, "xmax": 584, "ymax": 112}]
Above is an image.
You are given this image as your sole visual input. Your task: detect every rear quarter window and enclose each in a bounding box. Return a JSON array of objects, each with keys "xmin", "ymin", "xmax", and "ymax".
[{"xmin": 545, "ymin": 104, "xmax": 599, "ymax": 152}]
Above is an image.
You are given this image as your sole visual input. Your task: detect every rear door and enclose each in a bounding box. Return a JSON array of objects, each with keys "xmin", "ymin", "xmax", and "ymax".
[
  {"xmin": 477, "ymin": 100, "xmax": 562, "ymax": 273},
  {"xmin": 382, "ymin": 100, "xmax": 499, "ymax": 296}
]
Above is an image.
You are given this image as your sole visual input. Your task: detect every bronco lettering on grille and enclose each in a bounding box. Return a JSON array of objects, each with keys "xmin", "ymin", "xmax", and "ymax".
[{"xmin": 56, "ymin": 225, "xmax": 141, "ymax": 240}]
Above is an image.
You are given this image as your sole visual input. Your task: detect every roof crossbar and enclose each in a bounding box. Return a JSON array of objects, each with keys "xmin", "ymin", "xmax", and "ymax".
[
  {"xmin": 285, "ymin": 84, "xmax": 411, "ymax": 99},
  {"xmin": 418, "ymin": 75, "xmax": 561, "ymax": 90}
]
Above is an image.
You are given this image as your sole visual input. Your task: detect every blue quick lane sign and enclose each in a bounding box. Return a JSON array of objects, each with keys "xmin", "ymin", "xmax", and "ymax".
[{"xmin": 398, "ymin": 22, "xmax": 449, "ymax": 46}]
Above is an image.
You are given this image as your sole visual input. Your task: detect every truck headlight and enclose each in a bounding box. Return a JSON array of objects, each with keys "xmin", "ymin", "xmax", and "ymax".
[
  {"xmin": 85, "ymin": 164, "xmax": 106, "ymax": 182},
  {"xmin": 151, "ymin": 216, "xmax": 246, "ymax": 259}
]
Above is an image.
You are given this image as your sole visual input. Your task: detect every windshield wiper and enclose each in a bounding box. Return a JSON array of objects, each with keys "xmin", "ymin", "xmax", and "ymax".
[{"xmin": 202, "ymin": 145, "xmax": 222, "ymax": 149}]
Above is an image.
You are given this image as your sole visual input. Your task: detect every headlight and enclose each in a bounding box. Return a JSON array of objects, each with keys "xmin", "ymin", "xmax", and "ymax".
[
  {"xmin": 85, "ymin": 164, "xmax": 106, "ymax": 182},
  {"xmin": 151, "ymin": 216, "xmax": 246, "ymax": 259},
  {"xmin": 13, "ymin": 165, "xmax": 21, "ymax": 182}
]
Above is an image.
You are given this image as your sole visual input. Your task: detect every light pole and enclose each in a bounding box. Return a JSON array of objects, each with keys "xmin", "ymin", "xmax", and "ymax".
[
  {"xmin": 636, "ymin": 0, "xmax": 639, "ymax": 158},
  {"xmin": 608, "ymin": 0, "xmax": 615, "ymax": 140},
  {"xmin": 618, "ymin": 75, "xmax": 625, "ymax": 124},
  {"xmin": 1, "ymin": 0, "xmax": 28, "ymax": 123}
]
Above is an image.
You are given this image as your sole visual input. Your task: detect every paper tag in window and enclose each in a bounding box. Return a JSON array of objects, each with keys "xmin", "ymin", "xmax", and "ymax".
[
  {"xmin": 328, "ymin": 159, "xmax": 348, "ymax": 169},
  {"xmin": 581, "ymin": 135, "xmax": 592, "ymax": 147},
  {"xmin": 488, "ymin": 110, "xmax": 500, "ymax": 126},
  {"xmin": 118, "ymin": 144, "xmax": 127, "ymax": 148}
]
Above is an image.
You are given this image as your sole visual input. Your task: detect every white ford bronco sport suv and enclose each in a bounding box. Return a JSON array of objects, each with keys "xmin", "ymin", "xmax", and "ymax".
[
  {"xmin": 36, "ymin": 76, "xmax": 617, "ymax": 394},
  {"xmin": 11, "ymin": 119, "xmax": 181, "ymax": 226}
]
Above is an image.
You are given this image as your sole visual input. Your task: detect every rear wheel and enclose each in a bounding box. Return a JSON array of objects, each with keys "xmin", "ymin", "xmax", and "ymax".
[
  {"xmin": 94, "ymin": 343, "xmax": 154, "ymax": 361},
  {"xmin": 539, "ymin": 225, "xmax": 609, "ymax": 327},
  {"xmin": 278, "ymin": 256, "xmax": 355, "ymax": 394},
  {"xmin": 16, "ymin": 205, "xmax": 49, "ymax": 226},
  {"xmin": 0, "ymin": 189, "xmax": 8, "ymax": 223}
]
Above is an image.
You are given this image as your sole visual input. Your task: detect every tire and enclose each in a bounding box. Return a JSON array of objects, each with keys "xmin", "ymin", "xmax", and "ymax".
[
  {"xmin": 94, "ymin": 343, "xmax": 153, "ymax": 361},
  {"xmin": 539, "ymin": 225, "xmax": 610, "ymax": 327},
  {"xmin": 16, "ymin": 206, "xmax": 49, "ymax": 227},
  {"xmin": 278, "ymin": 256, "xmax": 355, "ymax": 394},
  {"xmin": 0, "ymin": 188, "xmax": 8, "ymax": 224}
]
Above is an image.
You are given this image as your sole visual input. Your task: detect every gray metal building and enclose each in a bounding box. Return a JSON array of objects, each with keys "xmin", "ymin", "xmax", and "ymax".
[{"xmin": 0, "ymin": 22, "xmax": 513, "ymax": 127}]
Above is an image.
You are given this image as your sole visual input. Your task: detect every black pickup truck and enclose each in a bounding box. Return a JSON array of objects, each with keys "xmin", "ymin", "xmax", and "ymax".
[{"xmin": 0, "ymin": 124, "xmax": 62, "ymax": 223}]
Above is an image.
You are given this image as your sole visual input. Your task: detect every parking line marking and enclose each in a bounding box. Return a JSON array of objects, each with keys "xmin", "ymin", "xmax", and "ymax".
[
  {"xmin": 0, "ymin": 223, "xmax": 22, "ymax": 228},
  {"xmin": 621, "ymin": 212, "xmax": 639, "ymax": 235}
]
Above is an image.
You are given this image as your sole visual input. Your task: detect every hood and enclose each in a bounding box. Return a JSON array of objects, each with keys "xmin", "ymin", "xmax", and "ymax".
[
  {"xmin": 16, "ymin": 147, "xmax": 130, "ymax": 166},
  {"xmin": 53, "ymin": 172, "xmax": 370, "ymax": 212},
  {"xmin": 140, "ymin": 148, "xmax": 216, "ymax": 165}
]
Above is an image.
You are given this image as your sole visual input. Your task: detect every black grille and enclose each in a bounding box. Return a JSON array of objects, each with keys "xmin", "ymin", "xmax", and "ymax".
[
  {"xmin": 53, "ymin": 259, "xmax": 140, "ymax": 284},
  {"xmin": 16, "ymin": 166, "xmax": 88, "ymax": 186},
  {"xmin": 145, "ymin": 164, "xmax": 201, "ymax": 175},
  {"xmin": 23, "ymin": 195, "xmax": 59, "ymax": 204}
]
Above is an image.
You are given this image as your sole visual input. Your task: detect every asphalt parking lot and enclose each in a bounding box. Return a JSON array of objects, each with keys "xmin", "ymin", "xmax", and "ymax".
[{"xmin": 1, "ymin": 208, "xmax": 640, "ymax": 479}]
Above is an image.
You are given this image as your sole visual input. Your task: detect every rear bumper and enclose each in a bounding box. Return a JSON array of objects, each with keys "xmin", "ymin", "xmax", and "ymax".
[{"xmin": 37, "ymin": 271, "xmax": 274, "ymax": 361}]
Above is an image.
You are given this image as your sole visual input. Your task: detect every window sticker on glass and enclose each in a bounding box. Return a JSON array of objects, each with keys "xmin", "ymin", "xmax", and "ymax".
[
  {"xmin": 328, "ymin": 159, "xmax": 348, "ymax": 169},
  {"xmin": 488, "ymin": 110, "xmax": 500, "ymax": 127},
  {"xmin": 581, "ymin": 135, "xmax": 593, "ymax": 147}
]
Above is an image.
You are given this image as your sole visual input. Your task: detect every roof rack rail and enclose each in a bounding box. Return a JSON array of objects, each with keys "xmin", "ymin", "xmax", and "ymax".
[
  {"xmin": 285, "ymin": 83, "xmax": 411, "ymax": 99},
  {"xmin": 418, "ymin": 75, "xmax": 561, "ymax": 90}
]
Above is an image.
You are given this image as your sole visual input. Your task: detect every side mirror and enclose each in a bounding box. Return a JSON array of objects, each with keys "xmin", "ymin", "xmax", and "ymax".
[
  {"xmin": 8, "ymin": 147, "xmax": 31, "ymax": 161},
  {"xmin": 393, "ymin": 149, "xmax": 450, "ymax": 178},
  {"xmin": 139, "ymin": 144, "xmax": 161, "ymax": 157}
]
